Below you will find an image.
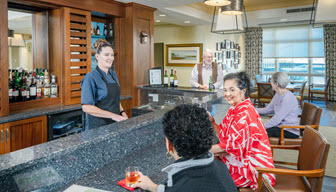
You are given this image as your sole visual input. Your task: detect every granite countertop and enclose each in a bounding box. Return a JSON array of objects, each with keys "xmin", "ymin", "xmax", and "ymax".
[
  {"xmin": 0, "ymin": 95, "xmax": 132, "ymax": 124},
  {"xmin": 0, "ymin": 91, "xmax": 228, "ymax": 192},
  {"xmin": 137, "ymin": 85, "xmax": 220, "ymax": 94}
]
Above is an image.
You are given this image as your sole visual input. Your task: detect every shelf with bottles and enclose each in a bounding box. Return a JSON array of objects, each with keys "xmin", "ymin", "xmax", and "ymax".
[
  {"xmin": 91, "ymin": 21, "xmax": 114, "ymax": 38},
  {"xmin": 8, "ymin": 68, "xmax": 60, "ymax": 105}
]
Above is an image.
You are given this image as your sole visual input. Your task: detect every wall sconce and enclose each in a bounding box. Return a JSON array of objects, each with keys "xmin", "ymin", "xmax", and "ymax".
[
  {"xmin": 8, "ymin": 29, "xmax": 14, "ymax": 38},
  {"xmin": 140, "ymin": 31, "xmax": 148, "ymax": 44}
]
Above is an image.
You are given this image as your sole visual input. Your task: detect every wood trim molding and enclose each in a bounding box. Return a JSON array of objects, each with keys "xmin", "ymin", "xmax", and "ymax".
[{"xmin": 0, "ymin": 0, "xmax": 9, "ymax": 117}]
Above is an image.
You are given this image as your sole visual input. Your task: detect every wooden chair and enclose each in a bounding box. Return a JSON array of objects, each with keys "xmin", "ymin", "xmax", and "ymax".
[
  {"xmin": 268, "ymin": 102, "xmax": 322, "ymax": 148},
  {"xmin": 256, "ymin": 125, "xmax": 330, "ymax": 192},
  {"xmin": 250, "ymin": 75, "xmax": 262, "ymax": 106},
  {"xmin": 293, "ymin": 81, "xmax": 307, "ymax": 109},
  {"xmin": 309, "ymin": 77, "xmax": 331, "ymax": 106},
  {"xmin": 257, "ymin": 83, "xmax": 275, "ymax": 108}
]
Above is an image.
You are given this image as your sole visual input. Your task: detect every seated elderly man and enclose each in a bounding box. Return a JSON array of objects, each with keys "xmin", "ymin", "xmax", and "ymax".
[
  {"xmin": 256, "ymin": 72, "xmax": 300, "ymax": 139},
  {"xmin": 190, "ymin": 49, "xmax": 224, "ymax": 90}
]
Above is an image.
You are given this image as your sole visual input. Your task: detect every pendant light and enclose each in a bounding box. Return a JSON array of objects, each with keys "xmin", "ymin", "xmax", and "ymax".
[
  {"xmin": 203, "ymin": 0, "xmax": 231, "ymax": 6},
  {"xmin": 221, "ymin": 0, "xmax": 244, "ymax": 15}
]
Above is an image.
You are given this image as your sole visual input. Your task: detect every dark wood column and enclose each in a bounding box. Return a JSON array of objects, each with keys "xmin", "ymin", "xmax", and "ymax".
[
  {"xmin": 119, "ymin": 3, "xmax": 155, "ymax": 109},
  {"xmin": 0, "ymin": 0, "xmax": 9, "ymax": 116}
]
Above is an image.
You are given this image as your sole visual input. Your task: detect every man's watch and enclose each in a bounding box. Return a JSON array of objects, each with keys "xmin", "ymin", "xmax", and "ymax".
[{"xmin": 120, "ymin": 110, "xmax": 126, "ymax": 115}]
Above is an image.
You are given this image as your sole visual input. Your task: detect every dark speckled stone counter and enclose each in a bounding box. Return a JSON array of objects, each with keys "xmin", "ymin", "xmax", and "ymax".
[
  {"xmin": 0, "ymin": 95, "xmax": 132, "ymax": 124},
  {"xmin": 0, "ymin": 89, "xmax": 229, "ymax": 192}
]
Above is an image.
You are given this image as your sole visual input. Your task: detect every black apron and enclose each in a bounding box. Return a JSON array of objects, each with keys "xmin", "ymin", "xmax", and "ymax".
[{"xmin": 89, "ymin": 67, "xmax": 120, "ymax": 129}]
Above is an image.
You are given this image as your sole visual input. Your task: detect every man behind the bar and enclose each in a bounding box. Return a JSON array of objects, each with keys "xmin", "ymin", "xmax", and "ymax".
[{"xmin": 190, "ymin": 49, "xmax": 224, "ymax": 89}]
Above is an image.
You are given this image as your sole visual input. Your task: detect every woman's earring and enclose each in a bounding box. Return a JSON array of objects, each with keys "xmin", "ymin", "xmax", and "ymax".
[{"xmin": 166, "ymin": 151, "xmax": 173, "ymax": 159}]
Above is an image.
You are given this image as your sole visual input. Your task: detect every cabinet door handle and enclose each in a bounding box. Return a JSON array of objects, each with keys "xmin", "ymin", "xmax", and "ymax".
[
  {"xmin": 1, "ymin": 130, "xmax": 3, "ymax": 143},
  {"xmin": 6, "ymin": 129, "xmax": 9, "ymax": 142}
]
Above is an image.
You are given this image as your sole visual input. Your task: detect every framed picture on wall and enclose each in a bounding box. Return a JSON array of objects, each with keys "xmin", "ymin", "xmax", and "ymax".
[
  {"xmin": 238, "ymin": 45, "xmax": 241, "ymax": 51},
  {"xmin": 166, "ymin": 43, "xmax": 203, "ymax": 67},
  {"xmin": 221, "ymin": 41, "xmax": 226, "ymax": 49},
  {"xmin": 227, "ymin": 51, "xmax": 230, "ymax": 59},
  {"xmin": 226, "ymin": 40, "xmax": 230, "ymax": 49},
  {"xmin": 235, "ymin": 51, "xmax": 238, "ymax": 62},
  {"xmin": 238, "ymin": 59, "xmax": 241, "ymax": 64},
  {"xmin": 216, "ymin": 43, "xmax": 221, "ymax": 51},
  {"xmin": 222, "ymin": 51, "xmax": 226, "ymax": 63},
  {"xmin": 230, "ymin": 42, "xmax": 234, "ymax": 49},
  {"xmin": 218, "ymin": 52, "xmax": 222, "ymax": 61},
  {"xmin": 238, "ymin": 52, "xmax": 241, "ymax": 58},
  {"xmin": 230, "ymin": 50, "xmax": 234, "ymax": 59}
]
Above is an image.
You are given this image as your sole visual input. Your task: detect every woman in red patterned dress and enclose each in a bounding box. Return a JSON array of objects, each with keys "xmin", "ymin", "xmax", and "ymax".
[{"xmin": 208, "ymin": 72, "xmax": 276, "ymax": 190}]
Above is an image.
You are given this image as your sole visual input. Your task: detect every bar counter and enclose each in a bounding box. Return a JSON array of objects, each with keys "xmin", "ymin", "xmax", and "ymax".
[
  {"xmin": 0, "ymin": 96, "xmax": 132, "ymax": 124},
  {"xmin": 0, "ymin": 87, "xmax": 229, "ymax": 192}
]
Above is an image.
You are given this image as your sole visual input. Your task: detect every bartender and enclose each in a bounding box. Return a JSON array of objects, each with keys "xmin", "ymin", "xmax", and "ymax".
[
  {"xmin": 190, "ymin": 49, "xmax": 224, "ymax": 89},
  {"xmin": 81, "ymin": 39, "xmax": 128, "ymax": 130}
]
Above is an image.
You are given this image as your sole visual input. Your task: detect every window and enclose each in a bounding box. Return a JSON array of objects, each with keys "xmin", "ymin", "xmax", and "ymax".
[{"xmin": 262, "ymin": 26, "xmax": 325, "ymax": 85}]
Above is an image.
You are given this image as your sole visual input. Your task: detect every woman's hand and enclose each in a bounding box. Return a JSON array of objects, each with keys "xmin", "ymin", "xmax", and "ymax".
[
  {"xmin": 207, "ymin": 111, "xmax": 215, "ymax": 123},
  {"xmin": 131, "ymin": 172, "xmax": 158, "ymax": 192},
  {"xmin": 111, "ymin": 114, "xmax": 127, "ymax": 122}
]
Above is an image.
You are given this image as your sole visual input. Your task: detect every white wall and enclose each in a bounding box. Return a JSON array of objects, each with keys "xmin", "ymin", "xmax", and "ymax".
[{"xmin": 154, "ymin": 24, "xmax": 245, "ymax": 87}]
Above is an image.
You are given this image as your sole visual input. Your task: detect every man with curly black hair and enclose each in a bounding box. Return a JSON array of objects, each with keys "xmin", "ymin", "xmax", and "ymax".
[{"xmin": 132, "ymin": 104, "xmax": 237, "ymax": 192}]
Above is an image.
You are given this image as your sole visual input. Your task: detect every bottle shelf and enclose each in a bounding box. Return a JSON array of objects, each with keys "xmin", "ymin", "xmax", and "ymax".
[
  {"xmin": 9, "ymin": 97, "xmax": 62, "ymax": 114},
  {"xmin": 91, "ymin": 35, "xmax": 116, "ymax": 38}
]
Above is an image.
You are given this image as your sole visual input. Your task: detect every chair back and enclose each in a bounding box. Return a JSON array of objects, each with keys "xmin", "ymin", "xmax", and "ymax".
[
  {"xmin": 257, "ymin": 83, "xmax": 275, "ymax": 100},
  {"xmin": 300, "ymin": 102, "xmax": 322, "ymax": 131},
  {"xmin": 298, "ymin": 81, "xmax": 307, "ymax": 97},
  {"xmin": 255, "ymin": 75, "xmax": 262, "ymax": 83},
  {"xmin": 298, "ymin": 125, "xmax": 330, "ymax": 192}
]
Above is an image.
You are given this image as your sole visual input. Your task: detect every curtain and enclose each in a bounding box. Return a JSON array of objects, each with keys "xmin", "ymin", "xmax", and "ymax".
[
  {"xmin": 324, "ymin": 24, "xmax": 336, "ymax": 101},
  {"xmin": 245, "ymin": 27, "xmax": 263, "ymax": 79}
]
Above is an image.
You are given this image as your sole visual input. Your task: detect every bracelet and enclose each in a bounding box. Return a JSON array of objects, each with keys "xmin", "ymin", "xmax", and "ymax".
[{"xmin": 120, "ymin": 110, "xmax": 126, "ymax": 115}]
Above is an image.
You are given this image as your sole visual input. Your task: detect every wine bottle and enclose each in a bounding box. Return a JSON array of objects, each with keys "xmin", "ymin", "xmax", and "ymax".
[
  {"xmin": 96, "ymin": 24, "xmax": 100, "ymax": 36},
  {"xmin": 13, "ymin": 80, "xmax": 19, "ymax": 103},
  {"xmin": 36, "ymin": 80, "xmax": 42, "ymax": 99},
  {"xmin": 9, "ymin": 70, "xmax": 13, "ymax": 103},
  {"xmin": 163, "ymin": 70, "xmax": 168, "ymax": 87},
  {"xmin": 103, "ymin": 24, "xmax": 108, "ymax": 36},
  {"xmin": 109, "ymin": 23, "xmax": 113, "ymax": 37},
  {"xmin": 209, "ymin": 75, "xmax": 213, "ymax": 91},
  {"xmin": 29, "ymin": 77, "xmax": 37, "ymax": 100},
  {"xmin": 170, "ymin": 69, "xmax": 174, "ymax": 87},
  {"xmin": 20, "ymin": 76, "xmax": 27, "ymax": 102},
  {"xmin": 173, "ymin": 69, "xmax": 178, "ymax": 87}
]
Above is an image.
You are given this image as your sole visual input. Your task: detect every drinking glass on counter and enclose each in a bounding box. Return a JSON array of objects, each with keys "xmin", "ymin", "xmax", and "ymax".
[{"xmin": 125, "ymin": 166, "xmax": 140, "ymax": 187}]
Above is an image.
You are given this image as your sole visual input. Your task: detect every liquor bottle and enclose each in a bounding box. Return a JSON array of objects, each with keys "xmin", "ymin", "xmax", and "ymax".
[
  {"xmin": 163, "ymin": 70, "xmax": 168, "ymax": 87},
  {"xmin": 26, "ymin": 77, "xmax": 30, "ymax": 101},
  {"xmin": 209, "ymin": 76, "xmax": 213, "ymax": 91},
  {"xmin": 50, "ymin": 75, "xmax": 58, "ymax": 98},
  {"xmin": 8, "ymin": 70, "xmax": 13, "ymax": 103},
  {"xmin": 36, "ymin": 80, "xmax": 42, "ymax": 99},
  {"xmin": 170, "ymin": 69, "xmax": 174, "ymax": 87},
  {"xmin": 39, "ymin": 68, "xmax": 45, "ymax": 86},
  {"xmin": 96, "ymin": 24, "xmax": 100, "ymax": 36},
  {"xmin": 43, "ymin": 78, "xmax": 51, "ymax": 98},
  {"xmin": 109, "ymin": 23, "xmax": 113, "ymax": 37},
  {"xmin": 91, "ymin": 23, "xmax": 95, "ymax": 35},
  {"xmin": 173, "ymin": 69, "xmax": 178, "ymax": 87},
  {"xmin": 103, "ymin": 24, "xmax": 108, "ymax": 36},
  {"xmin": 20, "ymin": 76, "xmax": 28, "ymax": 102},
  {"xmin": 29, "ymin": 77, "xmax": 37, "ymax": 100},
  {"xmin": 13, "ymin": 80, "xmax": 19, "ymax": 103}
]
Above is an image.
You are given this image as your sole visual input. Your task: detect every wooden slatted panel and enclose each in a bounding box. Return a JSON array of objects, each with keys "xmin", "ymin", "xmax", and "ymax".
[
  {"xmin": 70, "ymin": 61, "xmax": 87, "ymax": 67},
  {"xmin": 70, "ymin": 47, "xmax": 87, "ymax": 52},
  {"xmin": 63, "ymin": 8, "xmax": 91, "ymax": 105}
]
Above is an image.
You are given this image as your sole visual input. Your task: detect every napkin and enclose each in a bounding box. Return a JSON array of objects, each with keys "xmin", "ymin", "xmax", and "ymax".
[{"xmin": 117, "ymin": 179, "xmax": 136, "ymax": 191}]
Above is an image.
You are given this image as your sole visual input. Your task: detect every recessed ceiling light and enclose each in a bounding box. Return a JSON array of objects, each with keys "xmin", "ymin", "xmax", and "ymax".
[
  {"xmin": 159, "ymin": 14, "xmax": 166, "ymax": 17},
  {"xmin": 184, "ymin": 21, "xmax": 190, "ymax": 23},
  {"xmin": 155, "ymin": 20, "xmax": 161, "ymax": 22},
  {"xmin": 280, "ymin": 19, "xmax": 288, "ymax": 22}
]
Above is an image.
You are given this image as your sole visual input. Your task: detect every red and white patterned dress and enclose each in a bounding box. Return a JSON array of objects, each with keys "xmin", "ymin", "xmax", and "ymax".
[{"xmin": 218, "ymin": 98, "xmax": 276, "ymax": 190}]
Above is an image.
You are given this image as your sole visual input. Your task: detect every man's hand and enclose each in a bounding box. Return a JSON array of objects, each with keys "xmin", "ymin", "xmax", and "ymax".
[
  {"xmin": 131, "ymin": 172, "xmax": 158, "ymax": 192},
  {"xmin": 198, "ymin": 85, "xmax": 209, "ymax": 90},
  {"xmin": 111, "ymin": 114, "xmax": 127, "ymax": 122}
]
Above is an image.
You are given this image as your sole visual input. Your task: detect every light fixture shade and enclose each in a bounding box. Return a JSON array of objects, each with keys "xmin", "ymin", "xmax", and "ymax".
[
  {"xmin": 9, "ymin": 34, "xmax": 26, "ymax": 47},
  {"xmin": 203, "ymin": 0, "xmax": 231, "ymax": 6},
  {"xmin": 221, "ymin": 0, "xmax": 244, "ymax": 15}
]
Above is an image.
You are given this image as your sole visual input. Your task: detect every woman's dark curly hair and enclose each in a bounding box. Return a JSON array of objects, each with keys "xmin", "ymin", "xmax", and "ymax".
[
  {"xmin": 162, "ymin": 104, "xmax": 214, "ymax": 159},
  {"xmin": 223, "ymin": 71, "xmax": 251, "ymax": 97}
]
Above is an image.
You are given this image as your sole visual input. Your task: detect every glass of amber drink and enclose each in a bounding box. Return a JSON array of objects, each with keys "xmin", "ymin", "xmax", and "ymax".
[{"xmin": 125, "ymin": 166, "xmax": 140, "ymax": 187}]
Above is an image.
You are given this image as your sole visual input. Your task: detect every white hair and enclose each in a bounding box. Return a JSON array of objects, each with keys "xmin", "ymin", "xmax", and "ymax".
[
  {"xmin": 203, "ymin": 49, "xmax": 213, "ymax": 56},
  {"xmin": 272, "ymin": 72, "xmax": 290, "ymax": 89}
]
